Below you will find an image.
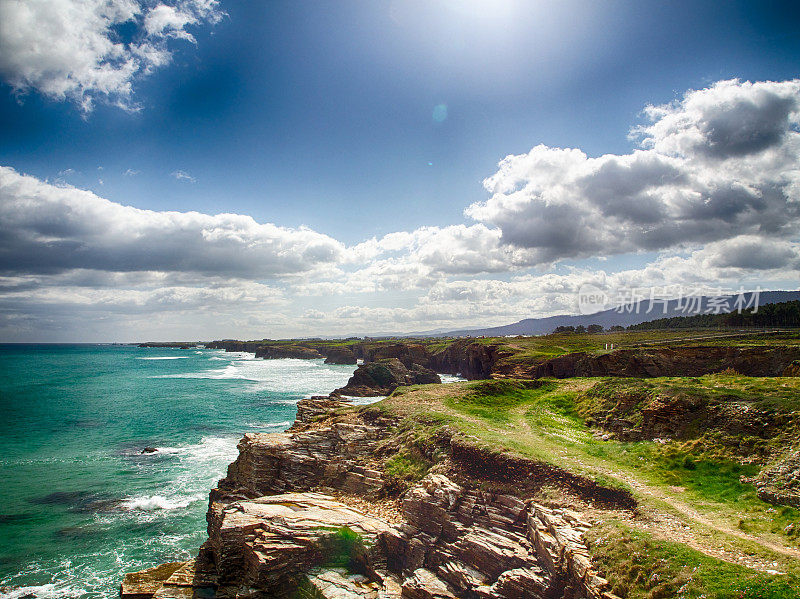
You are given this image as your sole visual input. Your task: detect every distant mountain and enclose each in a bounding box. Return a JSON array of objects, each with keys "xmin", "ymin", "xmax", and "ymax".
[{"xmin": 426, "ymin": 290, "xmax": 800, "ymax": 338}]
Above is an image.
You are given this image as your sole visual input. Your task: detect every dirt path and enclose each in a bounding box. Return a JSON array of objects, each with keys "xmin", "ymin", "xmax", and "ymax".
[
  {"xmin": 509, "ymin": 402, "xmax": 800, "ymax": 572},
  {"xmin": 589, "ymin": 461, "xmax": 800, "ymax": 570}
]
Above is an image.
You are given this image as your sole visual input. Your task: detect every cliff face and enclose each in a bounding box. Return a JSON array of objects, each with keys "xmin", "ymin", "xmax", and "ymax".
[
  {"xmin": 122, "ymin": 398, "xmax": 624, "ymax": 599},
  {"xmin": 429, "ymin": 340, "xmax": 511, "ymax": 380},
  {"xmin": 204, "ymin": 339, "xmax": 507, "ymax": 381},
  {"xmin": 514, "ymin": 346, "xmax": 800, "ymax": 379},
  {"xmin": 206, "ymin": 340, "xmax": 265, "ymax": 353},
  {"xmin": 254, "ymin": 344, "xmax": 323, "ymax": 360}
]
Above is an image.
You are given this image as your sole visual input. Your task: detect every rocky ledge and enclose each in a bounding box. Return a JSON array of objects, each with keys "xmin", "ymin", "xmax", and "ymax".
[{"xmin": 122, "ymin": 396, "xmax": 623, "ymax": 599}]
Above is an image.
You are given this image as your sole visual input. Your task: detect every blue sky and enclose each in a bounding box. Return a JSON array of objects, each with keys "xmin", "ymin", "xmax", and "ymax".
[{"xmin": 0, "ymin": 0, "xmax": 799, "ymax": 341}]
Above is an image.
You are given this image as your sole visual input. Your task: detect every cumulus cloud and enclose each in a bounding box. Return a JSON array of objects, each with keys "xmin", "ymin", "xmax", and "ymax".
[
  {"xmin": 467, "ymin": 79, "xmax": 800, "ymax": 265},
  {"xmin": 2, "ymin": 78, "xmax": 800, "ymax": 340},
  {"xmin": 0, "ymin": 0, "xmax": 223, "ymax": 111},
  {"xmin": 0, "ymin": 166, "xmax": 344, "ymax": 278}
]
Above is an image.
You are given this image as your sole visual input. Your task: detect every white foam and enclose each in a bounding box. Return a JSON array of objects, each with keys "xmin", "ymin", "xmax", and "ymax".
[
  {"xmin": 245, "ymin": 420, "xmax": 292, "ymax": 429},
  {"xmin": 151, "ymin": 356, "xmax": 354, "ymax": 397},
  {"xmin": 340, "ymin": 395, "xmax": 386, "ymax": 405},
  {"xmin": 118, "ymin": 436, "xmax": 239, "ymax": 521},
  {"xmin": 121, "ymin": 494, "xmax": 203, "ymax": 511},
  {"xmin": 0, "ymin": 584, "xmax": 86, "ymax": 599},
  {"xmin": 137, "ymin": 356, "xmax": 188, "ymax": 360},
  {"xmin": 440, "ymin": 374, "xmax": 467, "ymax": 383}
]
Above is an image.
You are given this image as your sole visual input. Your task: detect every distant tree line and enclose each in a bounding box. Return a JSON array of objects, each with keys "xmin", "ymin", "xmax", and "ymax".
[
  {"xmin": 627, "ymin": 300, "xmax": 800, "ymax": 330},
  {"xmin": 553, "ymin": 324, "xmax": 623, "ymax": 334}
]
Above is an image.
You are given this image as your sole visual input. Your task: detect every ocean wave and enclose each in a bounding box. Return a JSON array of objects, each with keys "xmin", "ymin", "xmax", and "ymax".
[
  {"xmin": 0, "ymin": 583, "xmax": 87, "ymax": 599},
  {"xmin": 245, "ymin": 420, "xmax": 292, "ymax": 429},
  {"xmin": 153, "ymin": 435, "xmax": 238, "ymax": 459},
  {"xmin": 149, "ymin": 357, "xmax": 353, "ymax": 397},
  {"xmin": 120, "ymin": 494, "xmax": 204, "ymax": 511},
  {"xmin": 440, "ymin": 374, "xmax": 467, "ymax": 383},
  {"xmin": 136, "ymin": 356, "xmax": 188, "ymax": 360}
]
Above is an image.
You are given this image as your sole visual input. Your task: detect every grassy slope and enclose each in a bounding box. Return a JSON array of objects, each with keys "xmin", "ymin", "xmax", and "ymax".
[{"xmin": 361, "ymin": 375, "xmax": 800, "ymax": 598}]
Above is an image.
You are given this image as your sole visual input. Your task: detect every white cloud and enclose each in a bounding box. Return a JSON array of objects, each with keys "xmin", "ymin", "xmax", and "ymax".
[
  {"xmin": 0, "ymin": 166, "xmax": 344, "ymax": 278},
  {"xmin": 2, "ymin": 79, "xmax": 799, "ymax": 340},
  {"xmin": 467, "ymin": 79, "xmax": 800, "ymax": 265},
  {"xmin": 0, "ymin": 0, "xmax": 224, "ymax": 111}
]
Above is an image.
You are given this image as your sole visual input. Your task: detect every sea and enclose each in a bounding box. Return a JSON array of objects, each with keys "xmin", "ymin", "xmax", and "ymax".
[{"xmin": 0, "ymin": 344, "xmax": 360, "ymax": 598}]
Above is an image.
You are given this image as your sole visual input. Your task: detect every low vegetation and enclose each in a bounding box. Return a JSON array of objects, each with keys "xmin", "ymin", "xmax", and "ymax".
[
  {"xmin": 361, "ymin": 373, "xmax": 800, "ymax": 598},
  {"xmin": 587, "ymin": 523, "xmax": 799, "ymax": 599}
]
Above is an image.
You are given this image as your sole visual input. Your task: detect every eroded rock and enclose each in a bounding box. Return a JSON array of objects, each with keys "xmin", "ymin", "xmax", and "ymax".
[
  {"xmin": 334, "ymin": 359, "xmax": 441, "ymax": 397},
  {"xmin": 204, "ymin": 493, "xmax": 397, "ymax": 598}
]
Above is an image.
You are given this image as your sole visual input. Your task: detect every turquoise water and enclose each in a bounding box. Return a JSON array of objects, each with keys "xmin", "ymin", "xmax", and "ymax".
[{"xmin": 0, "ymin": 344, "xmax": 355, "ymax": 598}]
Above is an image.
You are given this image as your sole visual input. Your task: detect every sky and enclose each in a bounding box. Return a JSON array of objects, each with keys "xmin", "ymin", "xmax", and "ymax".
[{"xmin": 0, "ymin": 0, "xmax": 799, "ymax": 342}]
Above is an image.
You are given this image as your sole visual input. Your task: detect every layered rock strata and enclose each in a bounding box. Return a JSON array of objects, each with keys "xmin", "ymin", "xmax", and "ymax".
[{"xmin": 123, "ymin": 401, "xmax": 622, "ymax": 599}]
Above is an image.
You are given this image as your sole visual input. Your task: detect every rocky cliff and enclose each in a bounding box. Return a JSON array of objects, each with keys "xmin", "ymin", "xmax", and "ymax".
[
  {"xmin": 520, "ymin": 346, "xmax": 800, "ymax": 379},
  {"xmin": 207, "ymin": 339, "xmax": 800, "ymax": 382},
  {"xmin": 121, "ymin": 395, "xmax": 626, "ymax": 599}
]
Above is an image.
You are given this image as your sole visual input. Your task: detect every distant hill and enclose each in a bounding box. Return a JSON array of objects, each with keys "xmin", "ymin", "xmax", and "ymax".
[{"xmin": 426, "ymin": 290, "xmax": 800, "ymax": 337}]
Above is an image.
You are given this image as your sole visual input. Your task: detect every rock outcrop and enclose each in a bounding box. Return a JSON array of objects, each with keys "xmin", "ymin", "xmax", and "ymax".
[
  {"xmin": 323, "ymin": 346, "xmax": 358, "ymax": 365},
  {"xmin": 125, "ymin": 396, "xmax": 624, "ymax": 599},
  {"xmin": 293, "ymin": 395, "xmax": 352, "ymax": 426},
  {"xmin": 203, "ymin": 492, "xmax": 397, "ymax": 598},
  {"xmin": 128, "ymin": 472, "xmax": 620, "ymax": 599},
  {"xmin": 429, "ymin": 340, "xmax": 512, "ymax": 381},
  {"xmin": 121, "ymin": 560, "xmax": 212, "ymax": 599},
  {"xmin": 215, "ymin": 424, "xmax": 388, "ymax": 500},
  {"xmin": 334, "ymin": 359, "xmax": 441, "ymax": 397},
  {"xmin": 747, "ymin": 447, "xmax": 800, "ymax": 508}
]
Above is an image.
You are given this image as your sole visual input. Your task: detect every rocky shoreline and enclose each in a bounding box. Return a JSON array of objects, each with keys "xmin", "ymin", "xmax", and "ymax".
[
  {"xmin": 121, "ymin": 390, "xmax": 624, "ymax": 599},
  {"xmin": 121, "ymin": 342, "xmax": 631, "ymax": 598},
  {"xmin": 123, "ymin": 338, "xmax": 800, "ymax": 598},
  {"xmin": 191, "ymin": 339, "xmax": 800, "ymax": 381}
]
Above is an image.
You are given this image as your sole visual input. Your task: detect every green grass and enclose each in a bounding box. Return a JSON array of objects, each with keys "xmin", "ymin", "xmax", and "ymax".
[
  {"xmin": 443, "ymin": 379, "xmax": 554, "ymax": 422},
  {"xmin": 384, "ymin": 450, "xmax": 431, "ymax": 483},
  {"xmin": 317, "ymin": 526, "xmax": 368, "ymax": 570},
  {"xmin": 366, "ymin": 374, "xmax": 800, "ymax": 595},
  {"xmin": 587, "ymin": 522, "xmax": 800, "ymax": 599}
]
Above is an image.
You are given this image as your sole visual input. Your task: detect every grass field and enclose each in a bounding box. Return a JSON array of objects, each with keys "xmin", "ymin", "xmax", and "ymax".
[{"xmin": 360, "ymin": 374, "xmax": 800, "ymax": 598}]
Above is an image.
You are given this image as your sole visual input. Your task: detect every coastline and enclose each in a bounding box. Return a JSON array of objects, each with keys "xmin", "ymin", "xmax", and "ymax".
[{"xmin": 121, "ymin": 343, "xmax": 624, "ymax": 599}]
